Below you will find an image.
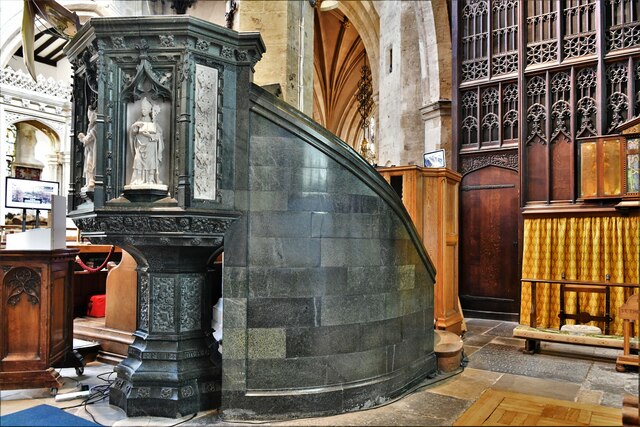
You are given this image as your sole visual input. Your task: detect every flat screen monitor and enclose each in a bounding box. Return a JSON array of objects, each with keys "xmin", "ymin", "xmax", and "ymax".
[{"xmin": 4, "ymin": 177, "xmax": 60, "ymax": 211}]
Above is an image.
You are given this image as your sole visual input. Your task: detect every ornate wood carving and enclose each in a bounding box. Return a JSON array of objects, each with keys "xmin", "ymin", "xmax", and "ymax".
[
  {"xmin": 607, "ymin": 62, "xmax": 630, "ymax": 132},
  {"xmin": 606, "ymin": 0, "xmax": 640, "ymax": 51},
  {"xmin": 491, "ymin": 0, "xmax": 518, "ymax": 76},
  {"xmin": 460, "ymin": 151, "xmax": 518, "ymax": 176},
  {"xmin": 576, "ymin": 68, "xmax": 597, "ymax": 138},
  {"xmin": 461, "ymin": 91, "xmax": 479, "ymax": 146},
  {"xmin": 526, "ymin": 76, "xmax": 547, "ymax": 144},
  {"xmin": 5, "ymin": 267, "xmax": 41, "ymax": 306},
  {"xmin": 550, "ymin": 72, "xmax": 571, "ymax": 142},
  {"xmin": 526, "ymin": 2, "xmax": 558, "ymax": 66},
  {"xmin": 481, "ymin": 88, "xmax": 500, "ymax": 145},
  {"xmin": 502, "ymin": 84, "xmax": 518, "ymax": 141},
  {"xmin": 563, "ymin": 1, "xmax": 596, "ymax": 59},
  {"xmin": 461, "ymin": 0, "xmax": 489, "ymax": 82}
]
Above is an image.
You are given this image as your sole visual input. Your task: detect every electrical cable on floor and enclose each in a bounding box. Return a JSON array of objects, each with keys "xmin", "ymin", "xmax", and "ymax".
[
  {"xmin": 222, "ymin": 366, "xmax": 465, "ymax": 425},
  {"xmin": 61, "ymin": 368, "xmax": 115, "ymax": 427},
  {"xmin": 169, "ymin": 412, "xmax": 198, "ymax": 427},
  {"xmin": 83, "ymin": 401, "xmax": 102, "ymax": 426}
]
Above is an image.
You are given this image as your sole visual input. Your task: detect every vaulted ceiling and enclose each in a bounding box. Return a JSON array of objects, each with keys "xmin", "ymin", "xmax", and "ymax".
[{"xmin": 313, "ymin": 8, "xmax": 367, "ymax": 149}]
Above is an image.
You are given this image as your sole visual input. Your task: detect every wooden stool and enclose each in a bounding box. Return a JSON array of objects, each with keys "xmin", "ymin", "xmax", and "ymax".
[
  {"xmin": 616, "ymin": 294, "xmax": 639, "ymax": 372},
  {"xmin": 559, "ymin": 273, "xmax": 612, "ymax": 334}
]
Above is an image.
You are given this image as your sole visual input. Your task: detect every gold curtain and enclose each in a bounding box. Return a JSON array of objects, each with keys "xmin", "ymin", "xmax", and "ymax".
[{"xmin": 520, "ymin": 216, "xmax": 639, "ymax": 336}]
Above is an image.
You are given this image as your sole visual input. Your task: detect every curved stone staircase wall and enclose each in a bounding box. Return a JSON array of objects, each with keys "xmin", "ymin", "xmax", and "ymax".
[{"xmin": 221, "ymin": 86, "xmax": 437, "ymax": 418}]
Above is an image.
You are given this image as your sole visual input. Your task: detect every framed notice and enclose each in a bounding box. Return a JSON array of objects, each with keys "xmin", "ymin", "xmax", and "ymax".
[
  {"xmin": 423, "ymin": 149, "xmax": 446, "ymax": 168},
  {"xmin": 4, "ymin": 177, "xmax": 60, "ymax": 211}
]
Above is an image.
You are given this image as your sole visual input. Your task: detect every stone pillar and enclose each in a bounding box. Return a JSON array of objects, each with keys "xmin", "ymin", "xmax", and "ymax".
[
  {"xmin": 13, "ymin": 122, "xmax": 44, "ymax": 179},
  {"xmin": 421, "ymin": 100, "xmax": 452, "ymax": 166},
  {"xmin": 237, "ymin": 0, "xmax": 314, "ymax": 115},
  {"xmin": 108, "ymin": 245, "xmax": 220, "ymax": 417}
]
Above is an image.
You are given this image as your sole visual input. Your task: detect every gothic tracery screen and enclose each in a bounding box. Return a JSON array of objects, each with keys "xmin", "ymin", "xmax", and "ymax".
[{"xmin": 456, "ymin": 0, "xmax": 640, "ymax": 203}]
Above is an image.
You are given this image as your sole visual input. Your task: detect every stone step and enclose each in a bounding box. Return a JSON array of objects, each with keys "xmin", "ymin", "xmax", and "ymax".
[{"xmin": 73, "ymin": 317, "xmax": 134, "ymax": 364}]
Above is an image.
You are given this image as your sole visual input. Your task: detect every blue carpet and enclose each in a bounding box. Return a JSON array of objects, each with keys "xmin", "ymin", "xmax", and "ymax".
[{"xmin": 0, "ymin": 404, "xmax": 98, "ymax": 426}]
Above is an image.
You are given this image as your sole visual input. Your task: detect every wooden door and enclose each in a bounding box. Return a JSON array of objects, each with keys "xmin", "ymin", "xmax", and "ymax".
[{"xmin": 459, "ymin": 166, "xmax": 520, "ymax": 319}]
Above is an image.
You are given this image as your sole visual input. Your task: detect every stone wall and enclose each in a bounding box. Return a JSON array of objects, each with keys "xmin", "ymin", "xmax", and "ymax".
[
  {"xmin": 238, "ymin": 1, "xmax": 314, "ymax": 116},
  {"xmin": 221, "ymin": 87, "xmax": 436, "ymax": 418}
]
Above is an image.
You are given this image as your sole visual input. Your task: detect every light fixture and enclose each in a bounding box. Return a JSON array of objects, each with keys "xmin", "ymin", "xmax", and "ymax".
[{"xmin": 319, "ymin": 0, "xmax": 340, "ymax": 11}]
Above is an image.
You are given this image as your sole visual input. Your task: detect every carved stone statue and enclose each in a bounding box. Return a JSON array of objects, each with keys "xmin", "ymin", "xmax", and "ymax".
[
  {"xmin": 128, "ymin": 97, "xmax": 164, "ymax": 186},
  {"xmin": 78, "ymin": 106, "xmax": 97, "ymax": 191}
]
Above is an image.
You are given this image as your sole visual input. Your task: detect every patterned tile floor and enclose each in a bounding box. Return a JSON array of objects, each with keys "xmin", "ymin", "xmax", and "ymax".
[{"xmin": 1, "ymin": 319, "xmax": 638, "ymax": 426}]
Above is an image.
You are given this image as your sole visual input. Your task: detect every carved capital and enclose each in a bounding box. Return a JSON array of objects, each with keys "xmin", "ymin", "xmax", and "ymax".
[{"xmin": 420, "ymin": 100, "xmax": 452, "ymax": 121}]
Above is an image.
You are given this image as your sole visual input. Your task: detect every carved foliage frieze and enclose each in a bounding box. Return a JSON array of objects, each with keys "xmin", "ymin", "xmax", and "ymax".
[
  {"xmin": 194, "ymin": 64, "xmax": 219, "ymax": 201},
  {"xmin": 5, "ymin": 267, "xmax": 41, "ymax": 306},
  {"xmin": 460, "ymin": 151, "xmax": 518, "ymax": 176},
  {"xmin": 179, "ymin": 275, "xmax": 202, "ymax": 332},
  {"xmin": 151, "ymin": 276, "xmax": 175, "ymax": 332},
  {"xmin": 139, "ymin": 273, "xmax": 150, "ymax": 331},
  {"xmin": 74, "ymin": 216, "xmax": 235, "ymax": 235}
]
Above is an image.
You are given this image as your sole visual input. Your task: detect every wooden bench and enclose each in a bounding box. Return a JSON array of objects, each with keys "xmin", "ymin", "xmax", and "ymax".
[{"xmin": 519, "ymin": 276, "xmax": 639, "ymax": 353}]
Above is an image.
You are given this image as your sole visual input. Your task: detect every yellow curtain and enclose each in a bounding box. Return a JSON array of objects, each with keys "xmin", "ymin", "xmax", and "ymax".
[{"xmin": 520, "ymin": 216, "xmax": 639, "ymax": 336}]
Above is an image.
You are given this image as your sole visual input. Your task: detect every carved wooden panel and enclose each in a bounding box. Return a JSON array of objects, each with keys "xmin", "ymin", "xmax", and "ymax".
[
  {"xmin": 550, "ymin": 134, "xmax": 572, "ymax": 201},
  {"xmin": 3, "ymin": 267, "xmax": 41, "ymax": 359},
  {"xmin": 481, "ymin": 87, "xmax": 500, "ymax": 146},
  {"xmin": 502, "ymin": 84, "xmax": 518, "ymax": 142},
  {"xmin": 563, "ymin": 0, "xmax": 596, "ymax": 59},
  {"xmin": 461, "ymin": 0, "xmax": 489, "ymax": 82},
  {"xmin": 459, "ymin": 166, "xmax": 519, "ymax": 316},
  {"xmin": 526, "ymin": 76, "xmax": 547, "ymax": 144},
  {"xmin": 526, "ymin": 141, "xmax": 547, "ymax": 202},
  {"xmin": 526, "ymin": 1, "xmax": 558, "ymax": 66},
  {"xmin": 491, "ymin": 0, "xmax": 518, "ymax": 76},
  {"xmin": 576, "ymin": 67, "xmax": 597, "ymax": 138},
  {"xmin": 461, "ymin": 90, "xmax": 479, "ymax": 146},
  {"xmin": 605, "ymin": 0, "xmax": 640, "ymax": 51},
  {"xmin": 606, "ymin": 62, "xmax": 629, "ymax": 132}
]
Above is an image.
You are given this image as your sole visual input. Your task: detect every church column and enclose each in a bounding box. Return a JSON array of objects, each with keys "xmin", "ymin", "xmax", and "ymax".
[
  {"xmin": 237, "ymin": 0, "xmax": 314, "ymax": 115},
  {"xmin": 420, "ymin": 100, "xmax": 452, "ymax": 165},
  {"xmin": 12, "ymin": 122, "xmax": 44, "ymax": 179}
]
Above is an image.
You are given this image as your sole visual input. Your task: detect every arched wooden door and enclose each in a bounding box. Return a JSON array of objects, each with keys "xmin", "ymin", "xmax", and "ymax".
[{"xmin": 459, "ymin": 165, "xmax": 520, "ymax": 319}]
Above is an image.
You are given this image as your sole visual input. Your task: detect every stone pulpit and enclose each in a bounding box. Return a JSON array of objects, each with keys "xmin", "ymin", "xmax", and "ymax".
[
  {"xmin": 65, "ymin": 15, "xmax": 438, "ymax": 422},
  {"xmin": 64, "ymin": 17, "xmax": 265, "ymax": 417}
]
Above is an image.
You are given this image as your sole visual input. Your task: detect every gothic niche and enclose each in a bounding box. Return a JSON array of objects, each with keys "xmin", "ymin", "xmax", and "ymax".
[{"xmin": 121, "ymin": 59, "xmax": 172, "ymax": 202}]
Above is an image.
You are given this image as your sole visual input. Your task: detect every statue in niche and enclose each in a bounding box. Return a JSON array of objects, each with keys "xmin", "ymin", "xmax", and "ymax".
[
  {"xmin": 78, "ymin": 106, "xmax": 97, "ymax": 191},
  {"xmin": 128, "ymin": 97, "xmax": 164, "ymax": 186}
]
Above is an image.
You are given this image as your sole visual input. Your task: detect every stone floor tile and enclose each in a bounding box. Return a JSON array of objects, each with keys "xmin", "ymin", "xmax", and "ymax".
[
  {"xmin": 427, "ymin": 367, "xmax": 503, "ymax": 401},
  {"xmin": 483, "ymin": 321, "xmax": 519, "ymax": 337},
  {"xmin": 467, "ymin": 343, "xmax": 592, "ymax": 383},
  {"xmin": 576, "ymin": 389, "xmax": 604, "ymax": 405},
  {"xmin": 463, "ymin": 345, "xmax": 481, "ymax": 357},
  {"xmin": 489, "ymin": 336, "xmax": 525, "ymax": 347},
  {"xmin": 464, "ymin": 319, "xmax": 501, "ymax": 334},
  {"xmin": 462, "ymin": 332, "xmax": 495, "ymax": 347},
  {"xmin": 584, "ymin": 361, "xmax": 639, "ymax": 394},
  {"xmin": 492, "ymin": 372, "xmax": 582, "ymax": 401}
]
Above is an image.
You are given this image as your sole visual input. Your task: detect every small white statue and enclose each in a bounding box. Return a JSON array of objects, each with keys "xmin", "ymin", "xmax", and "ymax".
[
  {"xmin": 78, "ymin": 106, "xmax": 97, "ymax": 191},
  {"xmin": 129, "ymin": 97, "xmax": 164, "ymax": 186}
]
